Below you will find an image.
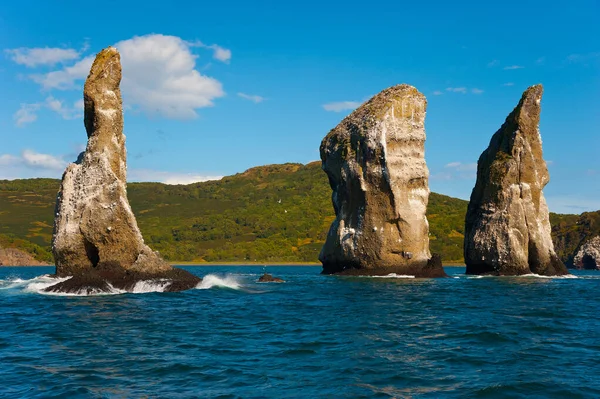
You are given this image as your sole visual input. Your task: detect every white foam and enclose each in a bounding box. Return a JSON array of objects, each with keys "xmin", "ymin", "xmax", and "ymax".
[
  {"xmin": 368, "ymin": 273, "xmax": 415, "ymax": 279},
  {"xmin": 196, "ymin": 274, "xmax": 242, "ymax": 290},
  {"xmin": 518, "ymin": 273, "xmax": 578, "ymax": 279},
  {"xmin": 131, "ymin": 280, "xmax": 172, "ymax": 293}
]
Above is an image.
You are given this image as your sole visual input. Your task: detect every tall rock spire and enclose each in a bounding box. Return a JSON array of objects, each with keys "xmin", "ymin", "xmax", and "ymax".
[
  {"xmin": 49, "ymin": 47, "xmax": 200, "ymax": 293},
  {"xmin": 319, "ymin": 84, "xmax": 445, "ymax": 277},
  {"xmin": 464, "ymin": 84, "xmax": 567, "ymax": 276}
]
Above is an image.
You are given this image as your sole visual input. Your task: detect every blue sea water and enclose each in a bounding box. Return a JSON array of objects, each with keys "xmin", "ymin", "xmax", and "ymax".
[{"xmin": 1, "ymin": 266, "xmax": 599, "ymax": 399}]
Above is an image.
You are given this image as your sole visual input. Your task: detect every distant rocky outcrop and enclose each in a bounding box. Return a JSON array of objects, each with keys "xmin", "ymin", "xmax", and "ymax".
[
  {"xmin": 319, "ymin": 84, "xmax": 445, "ymax": 277},
  {"xmin": 48, "ymin": 47, "xmax": 200, "ymax": 293},
  {"xmin": 573, "ymin": 236, "xmax": 600, "ymax": 270},
  {"xmin": 464, "ymin": 84, "xmax": 567, "ymax": 276},
  {"xmin": 257, "ymin": 273, "xmax": 285, "ymax": 283},
  {"xmin": 0, "ymin": 247, "xmax": 48, "ymax": 266}
]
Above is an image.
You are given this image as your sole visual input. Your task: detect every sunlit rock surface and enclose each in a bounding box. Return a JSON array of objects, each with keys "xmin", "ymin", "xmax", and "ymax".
[
  {"xmin": 464, "ymin": 84, "xmax": 567, "ymax": 276},
  {"xmin": 319, "ymin": 84, "xmax": 445, "ymax": 277},
  {"xmin": 49, "ymin": 47, "xmax": 200, "ymax": 293},
  {"xmin": 574, "ymin": 236, "xmax": 600, "ymax": 270}
]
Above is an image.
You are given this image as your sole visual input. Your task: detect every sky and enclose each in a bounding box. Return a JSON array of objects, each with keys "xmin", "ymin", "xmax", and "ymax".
[{"xmin": 0, "ymin": 0, "xmax": 598, "ymax": 213}]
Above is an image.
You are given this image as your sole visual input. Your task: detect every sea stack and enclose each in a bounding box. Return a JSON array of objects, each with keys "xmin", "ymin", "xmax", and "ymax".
[
  {"xmin": 573, "ymin": 237, "xmax": 600, "ymax": 270},
  {"xmin": 319, "ymin": 84, "xmax": 445, "ymax": 277},
  {"xmin": 48, "ymin": 47, "xmax": 200, "ymax": 293},
  {"xmin": 464, "ymin": 85, "xmax": 568, "ymax": 276}
]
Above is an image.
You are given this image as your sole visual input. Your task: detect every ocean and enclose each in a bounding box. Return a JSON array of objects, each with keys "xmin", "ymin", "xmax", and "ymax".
[{"xmin": 1, "ymin": 266, "xmax": 599, "ymax": 398}]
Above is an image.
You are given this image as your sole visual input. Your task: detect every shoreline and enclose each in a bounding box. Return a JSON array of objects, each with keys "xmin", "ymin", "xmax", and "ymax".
[{"xmin": 1, "ymin": 262, "xmax": 467, "ymax": 267}]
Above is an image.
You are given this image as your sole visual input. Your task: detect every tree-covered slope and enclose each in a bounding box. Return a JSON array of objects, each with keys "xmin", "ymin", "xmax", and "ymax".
[{"xmin": 0, "ymin": 162, "xmax": 594, "ymax": 265}]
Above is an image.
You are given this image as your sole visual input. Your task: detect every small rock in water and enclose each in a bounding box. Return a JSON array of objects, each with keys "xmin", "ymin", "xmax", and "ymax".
[
  {"xmin": 49, "ymin": 47, "xmax": 200, "ymax": 293},
  {"xmin": 257, "ymin": 273, "xmax": 285, "ymax": 283}
]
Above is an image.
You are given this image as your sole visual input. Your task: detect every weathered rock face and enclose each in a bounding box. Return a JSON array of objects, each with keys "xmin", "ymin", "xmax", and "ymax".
[
  {"xmin": 0, "ymin": 247, "xmax": 48, "ymax": 266},
  {"xmin": 319, "ymin": 84, "xmax": 445, "ymax": 277},
  {"xmin": 49, "ymin": 47, "xmax": 200, "ymax": 293},
  {"xmin": 464, "ymin": 84, "xmax": 567, "ymax": 276},
  {"xmin": 573, "ymin": 236, "xmax": 600, "ymax": 270}
]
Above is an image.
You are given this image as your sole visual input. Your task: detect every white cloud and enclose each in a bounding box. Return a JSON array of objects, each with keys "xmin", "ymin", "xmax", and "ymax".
[
  {"xmin": 237, "ymin": 92, "xmax": 265, "ymax": 103},
  {"xmin": 471, "ymin": 88, "xmax": 484, "ymax": 94},
  {"xmin": 115, "ymin": 34, "xmax": 225, "ymax": 119},
  {"xmin": 432, "ymin": 91, "xmax": 443, "ymax": 96},
  {"xmin": 487, "ymin": 60, "xmax": 499, "ymax": 67},
  {"xmin": 5, "ymin": 47, "xmax": 80, "ymax": 67},
  {"xmin": 29, "ymin": 55, "xmax": 94, "ymax": 90},
  {"xmin": 128, "ymin": 169, "xmax": 223, "ymax": 185},
  {"xmin": 21, "ymin": 149, "xmax": 66, "ymax": 170},
  {"xmin": 0, "ymin": 154, "xmax": 21, "ymax": 166},
  {"xmin": 14, "ymin": 103, "xmax": 41, "ymax": 127},
  {"xmin": 322, "ymin": 101, "xmax": 361, "ymax": 112},
  {"xmin": 503, "ymin": 82, "xmax": 514, "ymax": 86},
  {"xmin": 21, "ymin": 34, "xmax": 227, "ymax": 120},
  {"xmin": 190, "ymin": 41, "xmax": 231, "ymax": 63},
  {"xmin": 45, "ymin": 96, "xmax": 83, "ymax": 120},
  {"xmin": 0, "ymin": 150, "xmax": 66, "ymax": 174},
  {"xmin": 446, "ymin": 87, "xmax": 467, "ymax": 94},
  {"xmin": 445, "ymin": 162, "xmax": 477, "ymax": 171},
  {"xmin": 13, "ymin": 97, "xmax": 83, "ymax": 126},
  {"xmin": 503, "ymin": 65, "xmax": 524, "ymax": 70}
]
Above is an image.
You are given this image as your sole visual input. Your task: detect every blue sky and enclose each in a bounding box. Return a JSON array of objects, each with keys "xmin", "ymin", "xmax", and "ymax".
[{"xmin": 0, "ymin": 0, "xmax": 598, "ymax": 213}]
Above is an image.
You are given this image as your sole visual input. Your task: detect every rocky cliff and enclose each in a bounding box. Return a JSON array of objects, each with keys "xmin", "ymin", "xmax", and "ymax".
[
  {"xmin": 573, "ymin": 236, "xmax": 600, "ymax": 270},
  {"xmin": 0, "ymin": 247, "xmax": 48, "ymax": 266},
  {"xmin": 319, "ymin": 84, "xmax": 445, "ymax": 277},
  {"xmin": 48, "ymin": 47, "xmax": 200, "ymax": 293},
  {"xmin": 464, "ymin": 84, "xmax": 567, "ymax": 276}
]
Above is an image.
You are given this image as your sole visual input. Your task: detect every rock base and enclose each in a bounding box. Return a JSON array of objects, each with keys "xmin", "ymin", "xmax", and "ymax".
[
  {"xmin": 45, "ymin": 265, "xmax": 201, "ymax": 294},
  {"xmin": 322, "ymin": 254, "xmax": 447, "ymax": 277}
]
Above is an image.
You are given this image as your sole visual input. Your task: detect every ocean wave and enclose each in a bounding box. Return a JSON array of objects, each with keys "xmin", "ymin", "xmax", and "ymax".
[
  {"xmin": 356, "ymin": 273, "xmax": 416, "ymax": 279},
  {"xmin": 196, "ymin": 274, "xmax": 243, "ymax": 290}
]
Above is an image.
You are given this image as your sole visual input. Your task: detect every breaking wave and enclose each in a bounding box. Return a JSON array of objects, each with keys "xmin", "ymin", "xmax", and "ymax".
[{"xmin": 196, "ymin": 274, "xmax": 243, "ymax": 290}]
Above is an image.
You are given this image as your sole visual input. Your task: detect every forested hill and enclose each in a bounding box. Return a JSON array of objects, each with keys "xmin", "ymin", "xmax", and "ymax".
[{"xmin": 0, "ymin": 162, "xmax": 596, "ymax": 265}]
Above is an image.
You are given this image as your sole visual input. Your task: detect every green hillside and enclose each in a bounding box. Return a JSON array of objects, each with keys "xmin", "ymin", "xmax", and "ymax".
[{"xmin": 0, "ymin": 162, "xmax": 594, "ymax": 265}]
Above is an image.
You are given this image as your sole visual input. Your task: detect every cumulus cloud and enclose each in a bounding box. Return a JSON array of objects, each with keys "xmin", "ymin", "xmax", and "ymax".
[
  {"xmin": 14, "ymin": 103, "xmax": 41, "ymax": 127},
  {"xmin": 127, "ymin": 169, "xmax": 223, "ymax": 185},
  {"xmin": 16, "ymin": 34, "xmax": 228, "ymax": 120},
  {"xmin": 13, "ymin": 97, "xmax": 83, "ymax": 126},
  {"xmin": 0, "ymin": 150, "xmax": 66, "ymax": 171},
  {"xmin": 322, "ymin": 101, "xmax": 361, "ymax": 112},
  {"xmin": 237, "ymin": 92, "xmax": 265, "ymax": 103},
  {"xmin": 114, "ymin": 34, "xmax": 225, "ymax": 119},
  {"xmin": 45, "ymin": 96, "xmax": 83, "ymax": 120},
  {"xmin": 446, "ymin": 87, "xmax": 467, "ymax": 94},
  {"xmin": 5, "ymin": 47, "xmax": 80, "ymax": 67},
  {"xmin": 503, "ymin": 65, "xmax": 524, "ymax": 70},
  {"xmin": 21, "ymin": 150, "xmax": 67, "ymax": 170},
  {"xmin": 29, "ymin": 55, "xmax": 94, "ymax": 90}
]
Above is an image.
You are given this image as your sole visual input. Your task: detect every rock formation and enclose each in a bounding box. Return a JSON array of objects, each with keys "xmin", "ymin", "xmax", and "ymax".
[
  {"xmin": 464, "ymin": 84, "xmax": 568, "ymax": 276},
  {"xmin": 573, "ymin": 236, "xmax": 600, "ymax": 270},
  {"xmin": 319, "ymin": 84, "xmax": 445, "ymax": 277},
  {"xmin": 0, "ymin": 247, "xmax": 48, "ymax": 266},
  {"xmin": 48, "ymin": 47, "xmax": 200, "ymax": 293},
  {"xmin": 257, "ymin": 273, "xmax": 285, "ymax": 283}
]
